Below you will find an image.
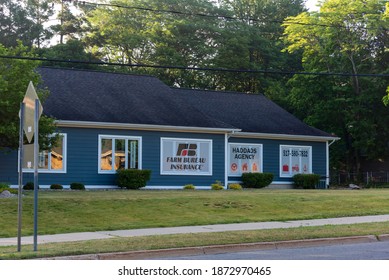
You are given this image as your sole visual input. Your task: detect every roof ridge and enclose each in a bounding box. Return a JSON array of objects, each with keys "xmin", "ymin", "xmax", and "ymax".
[
  {"xmin": 38, "ymin": 66, "xmax": 159, "ymax": 79},
  {"xmin": 171, "ymin": 86, "xmax": 265, "ymax": 96}
]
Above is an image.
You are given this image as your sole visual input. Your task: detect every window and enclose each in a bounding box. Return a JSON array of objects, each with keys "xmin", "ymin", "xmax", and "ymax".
[
  {"xmin": 280, "ymin": 145, "xmax": 312, "ymax": 177},
  {"xmin": 98, "ymin": 135, "xmax": 141, "ymax": 173},
  {"xmin": 22, "ymin": 134, "xmax": 67, "ymax": 173},
  {"xmin": 228, "ymin": 143, "xmax": 263, "ymax": 176},
  {"xmin": 160, "ymin": 138, "xmax": 212, "ymax": 175}
]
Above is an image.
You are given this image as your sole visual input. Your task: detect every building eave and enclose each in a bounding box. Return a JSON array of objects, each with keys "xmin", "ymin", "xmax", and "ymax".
[
  {"xmin": 231, "ymin": 132, "xmax": 340, "ymax": 142},
  {"xmin": 55, "ymin": 120, "xmax": 241, "ymax": 134}
]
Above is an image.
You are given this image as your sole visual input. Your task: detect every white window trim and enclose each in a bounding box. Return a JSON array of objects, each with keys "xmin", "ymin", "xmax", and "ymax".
[
  {"xmin": 279, "ymin": 145, "xmax": 312, "ymax": 178},
  {"xmin": 228, "ymin": 143, "xmax": 263, "ymax": 177},
  {"xmin": 160, "ymin": 137, "xmax": 213, "ymax": 176},
  {"xmin": 98, "ymin": 134, "xmax": 142, "ymax": 174},
  {"xmin": 21, "ymin": 133, "xmax": 67, "ymax": 174}
]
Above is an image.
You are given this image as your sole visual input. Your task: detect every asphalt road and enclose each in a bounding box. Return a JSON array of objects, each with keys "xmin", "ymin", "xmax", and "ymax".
[{"xmin": 156, "ymin": 240, "xmax": 389, "ymax": 260}]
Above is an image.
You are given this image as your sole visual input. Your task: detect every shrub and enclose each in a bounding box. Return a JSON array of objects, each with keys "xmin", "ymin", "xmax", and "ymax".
[
  {"xmin": 241, "ymin": 173, "xmax": 273, "ymax": 188},
  {"xmin": 23, "ymin": 181, "xmax": 39, "ymax": 190},
  {"xmin": 50, "ymin": 184, "xmax": 63, "ymax": 190},
  {"xmin": 0, "ymin": 182, "xmax": 10, "ymax": 189},
  {"xmin": 70, "ymin": 182, "xmax": 85, "ymax": 190},
  {"xmin": 211, "ymin": 180, "xmax": 224, "ymax": 190},
  {"xmin": 183, "ymin": 184, "xmax": 195, "ymax": 190},
  {"xmin": 0, "ymin": 182, "xmax": 17, "ymax": 194},
  {"xmin": 293, "ymin": 174, "xmax": 321, "ymax": 189},
  {"xmin": 117, "ymin": 169, "xmax": 152, "ymax": 189},
  {"xmin": 228, "ymin": 183, "xmax": 242, "ymax": 190}
]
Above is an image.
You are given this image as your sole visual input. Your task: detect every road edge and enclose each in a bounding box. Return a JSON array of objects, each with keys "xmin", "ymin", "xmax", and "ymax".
[{"xmin": 44, "ymin": 234, "xmax": 382, "ymax": 260}]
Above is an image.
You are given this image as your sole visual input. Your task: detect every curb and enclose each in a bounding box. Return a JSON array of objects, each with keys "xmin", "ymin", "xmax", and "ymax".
[{"xmin": 44, "ymin": 235, "xmax": 379, "ymax": 260}]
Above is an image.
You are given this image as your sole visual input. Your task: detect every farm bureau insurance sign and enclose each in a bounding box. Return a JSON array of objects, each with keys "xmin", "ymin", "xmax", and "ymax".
[
  {"xmin": 161, "ymin": 138, "xmax": 212, "ymax": 175},
  {"xmin": 228, "ymin": 143, "xmax": 262, "ymax": 176}
]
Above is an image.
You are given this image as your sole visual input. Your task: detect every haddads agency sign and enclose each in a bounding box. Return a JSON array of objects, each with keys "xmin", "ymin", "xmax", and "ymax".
[
  {"xmin": 228, "ymin": 143, "xmax": 262, "ymax": 176},
  {"xmin": 160, "ymin": 138, "xmax": 212, "ymax": 175}
]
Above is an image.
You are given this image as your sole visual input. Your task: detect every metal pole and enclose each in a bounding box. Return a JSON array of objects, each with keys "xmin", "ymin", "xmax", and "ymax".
[
  {"xmin": 33, "ymin": 99, "xmax": 39, "ymax": 251},
  {"xmin": 17, "ymin": 103, "xmax": 25, "ymax": 252}
]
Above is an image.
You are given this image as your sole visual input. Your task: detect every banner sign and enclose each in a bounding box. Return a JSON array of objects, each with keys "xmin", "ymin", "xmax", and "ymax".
[
  {"xmin": 228, "ymin": 143, "xmax": 262, "ymax": 176},
  {"xmin": 160, "ymin": 138, "xmax": 212, "ymax": 175},
  {"xmin": 280, "ymin": 145, "xmax": 312, "ymax": 177}
]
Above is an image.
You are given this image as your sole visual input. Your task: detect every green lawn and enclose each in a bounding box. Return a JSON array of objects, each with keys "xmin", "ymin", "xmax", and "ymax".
[{"xmin": 2, "ymin": 188, "xmax": 389, "ymax": 238}]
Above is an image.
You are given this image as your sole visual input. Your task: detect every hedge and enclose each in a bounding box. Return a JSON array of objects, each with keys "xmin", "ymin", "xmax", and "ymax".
[
  {"xmin": 117, "ymin": 169, "xmax": 152, "ymax": 189},
  {"xmin": 293, "ymin": 174, "xmax": 321, "ymax": 189},
  {"xmin": 241, "ymin": 173, "xmax": 274, "ymax": 188}
]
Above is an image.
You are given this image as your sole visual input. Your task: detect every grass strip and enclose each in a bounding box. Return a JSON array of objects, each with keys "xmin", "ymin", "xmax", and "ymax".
[{"xmin": 1, "ymin": 221, "xmax": 389, "ymax": 260}]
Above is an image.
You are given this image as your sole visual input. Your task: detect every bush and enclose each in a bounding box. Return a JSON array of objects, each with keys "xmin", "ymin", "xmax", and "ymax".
[
  {"xmin": 70, "ymin": 182, "xmax": 85, "ymax": 190},
  {"xmin": 23, "ymin": 181, "xmax": 39, "ymax": 190},
  {"xmin": 211, "ymin": 180, "xmax": 224, "ymax": 190},
  {"xmin": 117, "ymin": 169, "xmax": 152, "ymax": 189},
  {"xmin": 183, "ymin": 184, "xmax": 195, "ymax": 190},
  {"xmin": 0, "ymin": 182, "xmax": 17, "ymax": 194},
  {"xmin": 0, "ymin": 182, "xmax": 10, "ymax": 189},
  {"xmin": 293, "ymin": 174, "xmax": 321, "ymax": 189},
  {"xmin": 50, "ymin": 184, "xmax": 63, "ymax": 190},
  {"xmin": 228, "ymin": 183, "xmax": 242, "ymax": 190},
  {"xmin": 241, "ymin": 173, "xmax": 273, "ymax": 188}
]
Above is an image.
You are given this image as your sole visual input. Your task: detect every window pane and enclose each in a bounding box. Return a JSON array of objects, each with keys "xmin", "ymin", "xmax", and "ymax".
[
  {"xmin": 38, "ymin": 151, "xmax": 48, "ymax": 169},
  {"xmin": 51, "ymin": 136, "xmax": 64, "ymax": 170},
  {"xmin": 115, "ymin": 139, "xmax": 126, "ymax": 170},
  {"xmin": 101, "ymin": 139, "xmax": 113, "ymax": 171},
  {"xmin": 128, "ymin": 140, "xmax": 138, "ymax": 169}
]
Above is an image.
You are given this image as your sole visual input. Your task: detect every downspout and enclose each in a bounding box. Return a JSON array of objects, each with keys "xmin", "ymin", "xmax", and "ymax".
[
  {"xmin": 225, "ymin": 130, "xmax": 236, "ymax": 189},
  {"xmin": 326, "ymin": 138, "xmax": 339, "ymax": 188}
]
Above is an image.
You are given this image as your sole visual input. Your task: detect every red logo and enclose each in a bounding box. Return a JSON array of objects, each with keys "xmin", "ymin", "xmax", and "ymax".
[
  {"xmin": 176, "ymin": 144, "xmax": 197, "ymax": 156},
  {"xmin": 231, "ymin": 163, "xmax": 238, "ymax": 172}
]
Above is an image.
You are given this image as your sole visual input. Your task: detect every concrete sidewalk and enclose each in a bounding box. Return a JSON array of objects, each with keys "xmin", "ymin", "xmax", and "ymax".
[{"xmin": 2, "ymin": 214, "xmax": 389, "ymax": 247}]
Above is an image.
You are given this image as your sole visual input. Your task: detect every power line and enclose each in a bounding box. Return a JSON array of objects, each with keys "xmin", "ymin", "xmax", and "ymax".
[
  {"xmin": 1, "ymin": 55, "xmax": 389, "ymax": 78},
  {"xmin": 73, "ymin": 0, "xmax": 388, "ymax": 32}
]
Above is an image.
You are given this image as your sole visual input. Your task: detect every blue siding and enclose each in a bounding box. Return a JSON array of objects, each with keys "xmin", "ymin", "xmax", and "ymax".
[
  {"xmin": 0, "ymin": 127, "xmax": 226, "ymax": 187},
  {"xmin": 0, "ymin": 128, "xmax": 328, "ymax": 188},
  {"xmin": 228, "ymin": 137, "xmax": 327, "ymax": 183}
]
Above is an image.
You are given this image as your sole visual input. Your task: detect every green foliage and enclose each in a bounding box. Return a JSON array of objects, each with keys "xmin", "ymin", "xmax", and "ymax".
[
  {"xmin": 211, "ymin": 180, "xmax": 224, "ymax": 190},
  {"xmin": 0, "ymin": 44, "xmax": 58, "ymax": 150},
  {"xmin": 0, "ymin": 182, "xmax": 10, "ymax": 189},
  {"xmin": 228, "ymin": 183, "xmax": 243, "ymax": 190},
  {"xmin": 23, "ymin": 181, "xmax": 39, "ymax": 190},
  {"xmin": 283, "ymin": 0, "xmax": 389, "ymax": 172},
  {"xmin": 50, "ymin": 184, "xmax": 63, "ymax": 190},
  {"xmin": 293, "ymin": 174, "xmax": 321, "ymax": 189},
  {"xmin": 242, "ymin": 173, "xmax": 274, "ymax": 188},
  {"xmin": 0, "ymin": 182, "xmax": 17, "ymax": 194},
  {"xmin": 70, "ymin": 182, "xmax": 85, "ymax": 190},
  {"xmin": 117, "ymin": 169, "xmax": 152, "ymax": 189},
  {"xmin": 183, "ymin": 184, "xmax": 196, "ymax": 190}
]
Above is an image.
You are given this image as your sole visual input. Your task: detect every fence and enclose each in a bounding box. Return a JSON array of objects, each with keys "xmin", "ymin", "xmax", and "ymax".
[{"xmin": 330, "ymin": 171, "xmax": 389, "ymax": 186}]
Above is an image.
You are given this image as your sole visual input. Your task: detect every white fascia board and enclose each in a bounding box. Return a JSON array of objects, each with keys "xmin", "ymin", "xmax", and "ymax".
[
  {"xmin": 231, "ymin": 132, "xmax": 340, "ymax": 142},
  {"xmin": 55, "ymin": 120, "xmax": 241, "ymax": 134}
]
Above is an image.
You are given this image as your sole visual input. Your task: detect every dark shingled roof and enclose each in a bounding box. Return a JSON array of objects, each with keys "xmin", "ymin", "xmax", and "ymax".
[
  {"xmin": 38, "ymin": 67, "xmax": 333, "ymax": 138},
  {"xmin": 171, "ymin": 88, "xmax": 333, "ymax": 137},
  {"xmin": 38, "ymin": 67, "xmax": 233, "ymax": 129}
]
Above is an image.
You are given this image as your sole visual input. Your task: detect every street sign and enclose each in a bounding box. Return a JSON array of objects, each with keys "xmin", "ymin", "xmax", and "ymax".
[{"xmin": 22, "ymin": 81, "xmax": 43, "ymax": 143}]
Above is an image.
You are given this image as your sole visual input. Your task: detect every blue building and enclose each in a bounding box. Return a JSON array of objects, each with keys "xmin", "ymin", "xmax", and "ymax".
[{"xmin": 0, "ymin": 67, "xmax": 339, "ymax": 189}]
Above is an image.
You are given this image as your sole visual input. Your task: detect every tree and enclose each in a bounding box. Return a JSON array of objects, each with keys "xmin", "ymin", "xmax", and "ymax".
[
  {"xmin": 0, "ymin": 0, "xmax": 35, "ymax": 47},
  {"xmin": 282, "ymin": 0, "xmax": 389, "ymax": 172},
  {"xmin": 51, "ymin": 0, "xmax": 85, "ymax": 44},
  {"xmin": 0, "ymin": 44, "xmax": 57, "ymax": 150},
  {"xmin": 0, "ymin": 0, "xmax": 56, "ymax": 49},
  {"xmin": 83, "ymin": 0, "xmax": 305, "ymax": 92},
  {"xmin": 25, "ymin": 0, "xmax": 55, "ymax": 49}
]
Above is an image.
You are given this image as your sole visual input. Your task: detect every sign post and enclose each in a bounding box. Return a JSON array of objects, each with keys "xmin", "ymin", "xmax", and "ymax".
[
  {"xmin": 33, "ymin": 99, "xmax": 40, "ymax": 251},
  {"xmin": 17, "ymin": 81, "xmax": 42, "ymax": 252},
  {"xmin": 17, "ymin": 103, "xmax": 25, "ymax": 252}
]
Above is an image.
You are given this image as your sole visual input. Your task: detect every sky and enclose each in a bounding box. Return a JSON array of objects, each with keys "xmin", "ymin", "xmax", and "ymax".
[{"xmin": 305, "ymin": 0, "xmax": 321, "ymax": 11}]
